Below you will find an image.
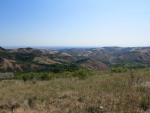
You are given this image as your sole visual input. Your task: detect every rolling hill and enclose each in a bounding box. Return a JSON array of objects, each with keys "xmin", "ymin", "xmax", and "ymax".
[{"xmin": 1, "ymin": 47, "xmax": 150, "ymax": 72}]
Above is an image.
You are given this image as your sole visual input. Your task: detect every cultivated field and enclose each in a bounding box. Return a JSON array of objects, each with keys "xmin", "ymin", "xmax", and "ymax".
[{"xmin": 0, "ymin": 69, "xmax": 150, "ymax": 113}]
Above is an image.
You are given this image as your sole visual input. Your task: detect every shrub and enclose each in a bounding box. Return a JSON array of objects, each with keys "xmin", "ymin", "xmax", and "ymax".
[
  {"xmin": 111, "ymin": 67, "xmax": 128, "ymax": 73},
  {"xmin": 72, "ymin": 69, "xmax": 92, "ymax": 79},
  {"xmin": 15, "ymin": 68, "xmax": 93, "ymax": 81},
  {"xmin": 15, "ymin": 72, "xmax": 51, "ymax": 81}
]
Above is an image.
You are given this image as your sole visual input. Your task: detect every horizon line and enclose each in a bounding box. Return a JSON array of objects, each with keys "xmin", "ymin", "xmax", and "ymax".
[{"xmin": 2, "ymin": 45, "xmax": 150, "ymax": 49}]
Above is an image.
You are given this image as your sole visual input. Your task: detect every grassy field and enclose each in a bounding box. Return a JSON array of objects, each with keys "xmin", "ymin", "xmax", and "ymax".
[{"xmin": 0, "ymin": 69, "xmax": 150, "ymax": 113}]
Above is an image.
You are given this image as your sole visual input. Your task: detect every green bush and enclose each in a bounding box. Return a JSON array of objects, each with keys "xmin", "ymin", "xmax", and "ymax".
[
  {"xmin": 72, "ymin": 69, "xmax": 92, "ymax": 79},
  {"xmin": 15, "ymin": 68, "xmax": 93, "ymax": 81},
  {"xmin": 15, "ymin": 72, "xmax": 51, "ymax": 81},
  {"xmin": 111, "ymin": 67, "xmax": 128, "ymax": 73},
  {"xmin": 48, "ymin": 63, "xmax": 79, "ymax": 73}
]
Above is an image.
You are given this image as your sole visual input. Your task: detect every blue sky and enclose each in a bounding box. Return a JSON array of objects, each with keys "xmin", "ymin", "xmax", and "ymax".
[{"xmin": 0, "ymin": 0, "xmax": 150, "ymax": 47}]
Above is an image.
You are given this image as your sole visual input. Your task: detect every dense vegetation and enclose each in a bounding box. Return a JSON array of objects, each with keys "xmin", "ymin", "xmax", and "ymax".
[
  {"xmin": 14, "ymin": 62, "xmax": 148, "ymax": 81},
  {"xmin": 15, "ymin": 68, "xmax": 93, "ymax": 81}
]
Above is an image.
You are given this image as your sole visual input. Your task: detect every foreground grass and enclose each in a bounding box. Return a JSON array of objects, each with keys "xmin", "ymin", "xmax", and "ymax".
[{"xmin": 0, "ymin": 69, "xmax": 150, "ymax": 113}]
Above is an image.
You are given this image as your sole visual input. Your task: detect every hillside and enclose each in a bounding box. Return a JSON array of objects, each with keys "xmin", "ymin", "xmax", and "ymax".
[
  {"xmin": 1, "ymin": 47, "xmax": 150, "ymax": 113},
  {"xmin": 0, "ymin": 69, "xmax": 150, "ymax": 113},
  {"xmin": 1, "ymin": 47, "xmax": 150, "ymax": 72}
]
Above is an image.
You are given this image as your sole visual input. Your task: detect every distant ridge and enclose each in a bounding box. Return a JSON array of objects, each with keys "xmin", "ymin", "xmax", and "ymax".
[{"xmin": 0, "ymin": 46, "xmax": 150, "ymax": 72}]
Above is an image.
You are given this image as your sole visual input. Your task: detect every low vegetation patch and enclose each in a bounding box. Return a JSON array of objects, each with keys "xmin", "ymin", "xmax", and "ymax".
[
  {"xmin": 15, "ymin": 68, "xmax": 93, "ymax": 81},
  {"xmin": 0, "ymin": 68, "xmax": 150, "ymax": 113}
]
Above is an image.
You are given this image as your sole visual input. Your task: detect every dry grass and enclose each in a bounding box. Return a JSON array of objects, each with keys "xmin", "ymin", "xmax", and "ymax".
[{"xmin": 0, "ymin": 69, "xmax": 150, "ymax": 113}]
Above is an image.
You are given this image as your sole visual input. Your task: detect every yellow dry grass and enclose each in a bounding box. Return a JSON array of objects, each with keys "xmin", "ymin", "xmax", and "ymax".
[{"xmin": 0, "ymin": 69, "xmax": 150, "ymax": 113}]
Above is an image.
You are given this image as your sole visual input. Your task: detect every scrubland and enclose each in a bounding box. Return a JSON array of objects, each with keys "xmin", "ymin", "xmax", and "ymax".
[{"xmin": 0, "ymin": 69, "xmax": 150, "ymax": 113}]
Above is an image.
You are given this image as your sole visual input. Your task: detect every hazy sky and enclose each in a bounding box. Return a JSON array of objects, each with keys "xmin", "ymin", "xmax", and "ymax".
[{"xmin": 0, "ymin": 0, "xmax": 150, "ymax": 47}]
